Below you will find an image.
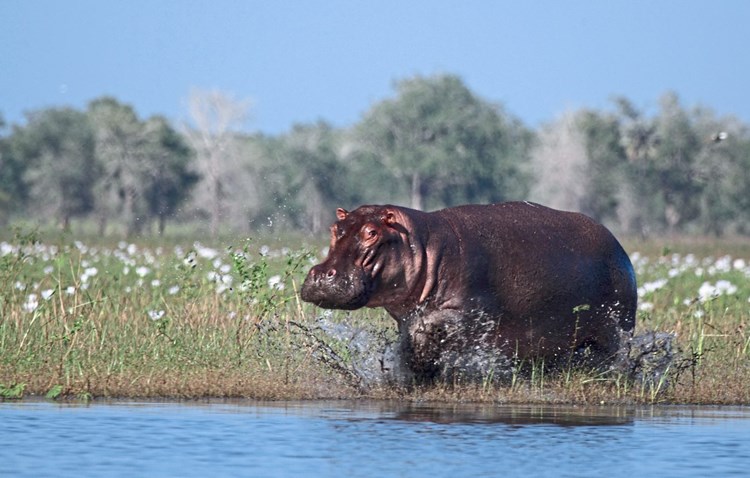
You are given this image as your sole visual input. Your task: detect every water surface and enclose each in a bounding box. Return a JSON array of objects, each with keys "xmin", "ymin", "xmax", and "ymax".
[{"xmin": 2, "ymin": 400, "xmax": 748, "ymax": 477}]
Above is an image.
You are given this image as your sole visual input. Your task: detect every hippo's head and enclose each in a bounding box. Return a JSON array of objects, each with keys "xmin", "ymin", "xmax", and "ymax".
[{"xmin": 300, "ymin": 205, "xmax": 412, "ymax": 310}]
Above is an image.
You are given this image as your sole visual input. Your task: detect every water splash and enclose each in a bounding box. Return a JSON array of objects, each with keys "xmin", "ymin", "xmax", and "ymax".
[{"xmin": 294, "ymin": 315, "xmax": 682, "ymax": 391}]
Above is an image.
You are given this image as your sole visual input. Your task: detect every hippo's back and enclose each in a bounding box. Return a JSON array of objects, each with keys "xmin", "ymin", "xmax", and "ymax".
[{"xmin": 435, "ymin": 201, "xmax": 636, "ymax": 358}]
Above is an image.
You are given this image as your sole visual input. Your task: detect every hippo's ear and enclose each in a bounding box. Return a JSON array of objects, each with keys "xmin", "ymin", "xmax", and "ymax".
[
  {"xmin": 336, "ymin": 208, "xmax": 348, "ymax": 221},
  {"xmin": 383, "ymin": 210, "xmax": 397, "ymax": 226},
  {"xmin": 382, "ymin": 208, "xmax": 406, "ymax": 232}
]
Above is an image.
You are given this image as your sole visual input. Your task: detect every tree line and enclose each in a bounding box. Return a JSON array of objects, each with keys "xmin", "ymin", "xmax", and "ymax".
[{"xmin": 2, "ymin": 74, "xmax": 749, "ymax": 237}]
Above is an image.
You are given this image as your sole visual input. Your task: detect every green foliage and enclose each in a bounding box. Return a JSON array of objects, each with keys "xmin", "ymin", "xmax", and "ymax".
[
  {"xmin": 0, "ymin": 383, "xmax": 25, "ymax": 399},
  {"xmin": 141, "ymin": 116, "xmax": 199, "ymax": 235},
  {"xmin": 88, "ymin": 98, "xmax": 198, "ymax": 236},
  {"xmin": 45, "ymin": 384, "xmax": 63, "ymax": 400},
  {"xmin": 577, "ymin": 110, "xmax": 627, "ymax": 222},
  {"xmin": 252, "ymin": 122, "xmax": 356, "ymax": 232},
  {"xmin": 2, "ymin": 80, "xmax": 750, "ymax": 237},
  {"xmin": 13, "ymin": 107, "xmax": 99, "ymax": 229},
  {"xmin": 355, "ymin": 74, "xmax": 532, "ymax": 210},
  {"xmin": 0, "ymin": 122, "xmax": 27, "ymax": 225}
]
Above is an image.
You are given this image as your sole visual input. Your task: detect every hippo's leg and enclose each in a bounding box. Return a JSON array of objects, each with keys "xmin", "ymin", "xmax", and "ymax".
[{"xmin": 398, "ymin": 310, "xmax": 461, "ymax": 382}]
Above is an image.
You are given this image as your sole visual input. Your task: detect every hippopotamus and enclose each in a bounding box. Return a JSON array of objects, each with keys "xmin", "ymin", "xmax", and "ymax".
[{"xmin": 300, "ymin": 202, "xmax": 637, "ymax": 381}]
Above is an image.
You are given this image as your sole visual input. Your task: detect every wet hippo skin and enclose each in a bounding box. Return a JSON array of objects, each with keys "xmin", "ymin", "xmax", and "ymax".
[{"xmin": 301, "ymin": 202, "xmax": 637, "ymax": 381}]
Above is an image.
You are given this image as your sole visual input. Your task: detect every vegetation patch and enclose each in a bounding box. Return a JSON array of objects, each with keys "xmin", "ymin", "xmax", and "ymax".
[{"xmin": 1, "ymin": 232, "xmax": 749, "ymax": 404}]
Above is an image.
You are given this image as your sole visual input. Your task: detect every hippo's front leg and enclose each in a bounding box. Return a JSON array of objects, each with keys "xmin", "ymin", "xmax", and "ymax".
[{"xmin": 398, "ymin": 309, "xmax": 462, "ymax": 381}]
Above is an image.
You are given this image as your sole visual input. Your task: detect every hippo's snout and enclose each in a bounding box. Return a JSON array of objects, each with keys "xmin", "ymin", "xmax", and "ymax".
[
  {"xmin": 300, "ymin": 263, "xmax": 369, "ymax": 310},
  {"xmin": 308, "ymin": 264, "xmax": 337, "ymax": 281},
  {"xmin": 300, "ymin": 264, "xmax": 341, "ymax": 304}
]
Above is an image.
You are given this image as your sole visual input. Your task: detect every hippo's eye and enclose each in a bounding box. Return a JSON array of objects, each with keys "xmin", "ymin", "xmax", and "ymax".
[{"xmin": 361, "ymin": 225, "xmax": 379, "ymax": 245}]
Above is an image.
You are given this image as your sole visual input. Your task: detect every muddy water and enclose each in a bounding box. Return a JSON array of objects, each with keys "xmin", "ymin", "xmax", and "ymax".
[{"xmin": 2, "ymin": 400, "xmax": 749, "ymax": 477}]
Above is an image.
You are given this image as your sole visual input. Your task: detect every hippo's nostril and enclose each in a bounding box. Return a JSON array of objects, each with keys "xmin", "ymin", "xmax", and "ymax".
[{"xmin": 326, "ymin": 269, "xmax": 337, "ymax": 278}]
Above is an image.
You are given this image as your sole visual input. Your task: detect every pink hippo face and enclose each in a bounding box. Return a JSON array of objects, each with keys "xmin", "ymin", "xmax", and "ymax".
[{"xmin": 301, "ymin": 205, "xmax": 412, "ymax": 311}]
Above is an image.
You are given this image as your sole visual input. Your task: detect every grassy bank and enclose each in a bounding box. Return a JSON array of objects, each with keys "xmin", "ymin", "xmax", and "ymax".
[{"xmin": 1, "ymin": 230, "xmax": 749, "ymax": 404}]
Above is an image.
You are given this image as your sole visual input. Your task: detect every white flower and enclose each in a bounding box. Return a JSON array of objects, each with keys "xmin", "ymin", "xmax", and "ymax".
[
  {"xmin": 135, "ymin": 266, "xmax": 150, "ymax": 277},
  {"xmin": 0, "ymin": 242, "xmax": 14, "ymax": 256},
  {"xmin": 148, "ymin": 309, "xmax": 165, "ymax": 321},
  {"xmin": 194, "ymin": 242, "xmax": 218, "ymax": 260},
  {"xmin": 151, "ymin": 279, "xmax": 161, "ymax": 287},
  {"xmin": 220, "ymin": 263, "xmax": 231, "ymax": 274},
  {"xmin": 65, "ymin": 286, "xmax": 76, "ymax": 295},
  {"xmin": 184, "ymin": 252, "xmax": 197, "ymax": 267},
  {"xmin": 637, "ymin": 278, "xmax": 668, "ymax": 297},
  {"xmin": 74, "ymin": 241, "xmax": 88, "ymax": 253},
  {"xmin": 268, "ymin": 275, "xmax": 284, "ymax": 290},
  {"xmin": 698, "ymin": 282, "xmax": 719, "ymax": 302},
  {"xmin": 14, "ymin": 281, "xmax": 25, "ymax": 291},
  {"xmin": 698, "ymin": 280, "xmax": 737, "ymax": 302},
  {"xmin": 23, "ymin": 294, "xmax": 39, "ymax": 313},
  {"xmin": 168, "ymin": 285, "xmax": 180, "ymax": 295},
  {"xmin": 715, "ymin": 279, "xmax": 737, "ymax": 295},
  {"xmin": 638, "ymin": 301, "xmax": 654, "ymax": 312},
  {"xmin": 43, "ymin": 265, "xmax": 54, "ymax": 275},
  {"xmin": 41, "ymin": 289, "xmax": 54, "ymax": 300}
]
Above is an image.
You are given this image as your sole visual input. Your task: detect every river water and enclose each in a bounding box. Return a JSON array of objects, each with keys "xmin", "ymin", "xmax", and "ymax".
[{"xmin": 1, "ymin": 400, "xmax": 748, "ymax": 477}]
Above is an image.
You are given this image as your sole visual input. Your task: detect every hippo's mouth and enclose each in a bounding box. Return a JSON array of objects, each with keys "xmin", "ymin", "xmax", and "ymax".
[{"xmin": 300, "ymin": 268, "xmax": 373, "ymax": 310}]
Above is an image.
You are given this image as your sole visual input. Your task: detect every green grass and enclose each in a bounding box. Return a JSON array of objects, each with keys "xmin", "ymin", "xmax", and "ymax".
[{"xmin": 1, "ymin": 230, "xmax": 749, "ymax": 404}]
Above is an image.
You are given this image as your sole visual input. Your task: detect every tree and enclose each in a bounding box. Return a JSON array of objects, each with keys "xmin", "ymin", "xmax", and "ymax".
[
  {"xmin": 726, "ymin": 133, "xmax": 750, "ymax": 233},
  {"xmin": 141, "ymin": 116, "xmax": 199, "ymax": 235},
  {"xmin": 280, "ymin": 121, "xmax": 354, "ymax": 232},
  {"xmin": 184, "ymin": 89, "xmax": 252, "ymax": 236},
  {"xmin": 355, "ymin": 74, "xmax": 531, "ymax": 210},
  {"xmin": 690, "ymin": 108, "xmax": 750, "ymax": 235},
  {"xmin": 649, "ymin": 93, "xmax": 704, "ymax": 233},
  {"xmin": 577, "ymin": 110, "xmax": 628, "ymax": 223},
  {"xmin": 0, "ymin": 114, "xmax": 28, "ymax": 225},
  {"xmin": 528, "ymin": 112, "xmax": 589, "ymax": 213},
  {"xmin": 88, "ymin": 97, "xmax": 150, "ymax": 236},
  {"xmin": 13, "ymin": 108, "xmax": 98, "ymax": 230}
]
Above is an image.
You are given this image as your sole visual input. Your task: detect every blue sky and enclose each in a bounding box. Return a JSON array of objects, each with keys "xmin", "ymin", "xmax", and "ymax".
[{"xmin": 2, "ymin": 1, "xmax": 749, "ymax": 134}]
